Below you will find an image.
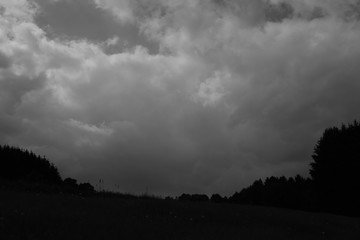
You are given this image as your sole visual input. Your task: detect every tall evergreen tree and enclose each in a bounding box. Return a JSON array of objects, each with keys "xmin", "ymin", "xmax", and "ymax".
[{"xmin": 309, "ymin": 121, "xmax": 360, "ymax": 213}]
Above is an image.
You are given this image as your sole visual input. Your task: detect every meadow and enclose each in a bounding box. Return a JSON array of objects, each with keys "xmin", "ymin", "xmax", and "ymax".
[{"xmin": 1, "ymin": 190, "xmax": 360, "ymax": 240}]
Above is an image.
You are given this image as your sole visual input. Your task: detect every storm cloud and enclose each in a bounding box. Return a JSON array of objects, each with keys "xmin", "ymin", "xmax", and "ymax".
[{"xmin": 1, "ymin": 0, "xmax": 360, "ymax": 196}]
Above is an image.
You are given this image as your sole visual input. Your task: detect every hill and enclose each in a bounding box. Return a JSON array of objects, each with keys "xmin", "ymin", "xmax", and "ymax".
[{"xmin": 0, "ymin": 190, "xmax": 359, "ymax": 240}]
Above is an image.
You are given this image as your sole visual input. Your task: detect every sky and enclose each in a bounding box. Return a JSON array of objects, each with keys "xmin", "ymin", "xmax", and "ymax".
[{"xmin": 1, "ymin": 0, "xmax": 360, "ymax": 196}]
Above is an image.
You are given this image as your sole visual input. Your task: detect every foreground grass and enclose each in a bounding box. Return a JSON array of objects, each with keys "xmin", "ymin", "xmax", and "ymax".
[{"xmin": 1, "ymin": 191, "xmax": 360, "ymax": 240}]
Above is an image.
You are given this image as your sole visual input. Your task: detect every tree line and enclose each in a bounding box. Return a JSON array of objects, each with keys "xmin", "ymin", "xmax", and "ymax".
[
  {"xmin": 176, "ymin": 121, "xmax": 360, "ymax": 216},
  {"xmin": 0, "ymin": 145, "xmax": 94, "ymax": 195},
  {"xmin": 1, "ymin": 120, "xmax": 360, "ymax": 216}
]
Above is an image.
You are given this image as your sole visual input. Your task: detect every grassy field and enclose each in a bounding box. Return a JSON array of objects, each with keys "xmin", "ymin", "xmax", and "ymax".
[{"xmin": 1, "ymin": 191, "xmax": 360, "ymax": 240}]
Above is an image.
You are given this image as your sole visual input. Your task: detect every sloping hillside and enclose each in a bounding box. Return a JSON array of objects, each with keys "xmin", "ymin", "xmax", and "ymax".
[{"xmin": 1, "ymin": 191, "xmax": 359, "ymax": 240}]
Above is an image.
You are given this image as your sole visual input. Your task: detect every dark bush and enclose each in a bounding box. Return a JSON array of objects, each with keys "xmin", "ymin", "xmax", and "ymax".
[
  {"xmin": 79, "ymin": 182, "xmax": 95, "ymax": 194},
  {"xmin": 210, "ymin": 193, "xmax": 226, "ymax": 203},
  {"xmin": 178, "ymin": 193, "xmax": 209, "ymax": 202},
  {"xmin": 63, "ymin": 177, "xmax": 78, "ymax": 187}
]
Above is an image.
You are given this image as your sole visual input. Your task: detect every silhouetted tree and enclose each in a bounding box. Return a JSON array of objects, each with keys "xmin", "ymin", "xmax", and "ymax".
[
  {"xmin": 62, "ymin": 177, "xmax": 79, "ymax": 193},
  {"xmin": 178, "ymin": 193, "xmax": 191, "ymax": 201},
  {"xmin": 229, "ymin": 175, "xmax": 315, "ymax": 210},
  {"xmin": 0, "ymin": 145, "xmax": 62, "ymax": 184},
  {"xmin": 79, "ymin": 182, "xmax": 95, "ymax": 194},
  {"xmin": 178, "ymin": 193, "xmax": 209, "ymax": 202},
  {"xmin": 63, "ymin": 177, "xmax": 78, "ymax": 186},
  {"xmin": 210, "ymin": 193, "xmax": 225, "ymax": 203},
  {"xmin": 0, "ymin": 145, "xmax": 100, "ymax": 196},
  {"xmin": 309, "ymin": 120, "xmax": 360, "ymax": 214},
  {"xmin": 222, "ymin": 121, "xmax": 360, "ymax": 216},
  {"xmin": 229, "ymin": 179, "xmax": 264, "ymax": 205},
  {"xmin": 191, "ymin": 194, "xmax": 209, "ymax": 202}
]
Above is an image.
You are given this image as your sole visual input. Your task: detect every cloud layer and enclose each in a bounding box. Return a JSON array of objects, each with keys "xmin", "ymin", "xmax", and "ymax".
[{"xmin": 1, "ymin": 0, "xmax": 360, "ymax": 195}]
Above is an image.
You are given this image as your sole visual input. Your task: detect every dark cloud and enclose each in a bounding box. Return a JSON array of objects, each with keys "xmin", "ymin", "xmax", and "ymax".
[
  {"xmin": 0, "ymin": 72, "xmax": 46, "ymax": 114},
  {"xmin": 32, "ymin": 0, "xmax": 159, "ymax": 54},
  {"xmin": 0, "ymin": 115, "xmax": 24, "ymax": 142},
  {"xmin": 0, "ymin": 51, "xmax": 11, "ymax": 68},
  {"xmin": 1, "ymin": 0, "xmax": 360, "ymax": 196},
  {"xmin": 265, "ymin": 1, "xmax": 294, "ymax": 22}
]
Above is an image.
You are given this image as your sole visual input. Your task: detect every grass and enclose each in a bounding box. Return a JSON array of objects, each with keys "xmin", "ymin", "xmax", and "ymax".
[{"xmin": 1, "ymin": 190, "xmax": 360, "ymax": 240}]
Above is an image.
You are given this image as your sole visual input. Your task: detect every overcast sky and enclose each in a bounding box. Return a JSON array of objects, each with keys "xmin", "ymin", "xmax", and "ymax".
[{"xmin": 1, "ymin": 0, "xmax": 360, "ymax": 196}]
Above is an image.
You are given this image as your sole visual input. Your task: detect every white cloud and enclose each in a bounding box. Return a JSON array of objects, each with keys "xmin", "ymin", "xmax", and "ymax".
[
  {"xmin": 93, "ymin": 0, "xmax": 135, "ymax": 23},
  {"xmin": 194, "ymin": 71, "xmax": 230, "ymax": 107},
  {"xmin": 0, "ymin": 0, "xmax": 38, "ymax": 22},
  {"xmin": 66, "ymin": 119, "xmax": 114, "ymax": 147},
  {"xmin": 104, "ymin": 36, "xmax": 119, "ymax": 47},
  {"xmin": 67, "ymin": 119, "xmax": 113, "ymax": 136}
]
